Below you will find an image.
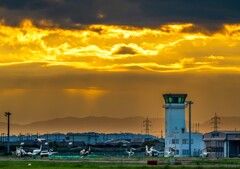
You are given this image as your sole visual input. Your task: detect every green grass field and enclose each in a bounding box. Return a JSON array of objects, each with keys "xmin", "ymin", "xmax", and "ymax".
[{"xmin": 1, "ymin": 157, "xmax": 240, "ymax": 169}]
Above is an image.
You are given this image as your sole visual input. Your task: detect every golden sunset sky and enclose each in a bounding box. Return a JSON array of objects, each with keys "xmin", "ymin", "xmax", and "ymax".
[{"xmin": 0, "ymin": 0, "xmax": 239, "ymax": 125}]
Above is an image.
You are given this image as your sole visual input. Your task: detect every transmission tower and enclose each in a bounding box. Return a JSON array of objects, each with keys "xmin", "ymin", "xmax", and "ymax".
[
  {"xmin": 143, "ymin": 117, "xmax": 151, "ymax": 135},
  {"xmin": 192, "ymin": 123, "xmax": 200, "ymax": 132},
  {"xmin": 211, "ymin": 113, "xmax": 221, "ymax": 131},
  {"xmin": 160, "ymin": 130, "xmax": 163, "ymax": 138}
]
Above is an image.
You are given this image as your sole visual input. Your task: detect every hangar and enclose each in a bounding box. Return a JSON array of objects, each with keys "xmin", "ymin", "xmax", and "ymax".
[{"xmin": 203, "ymin": 131, "xmax": 240, "ymax": 158}]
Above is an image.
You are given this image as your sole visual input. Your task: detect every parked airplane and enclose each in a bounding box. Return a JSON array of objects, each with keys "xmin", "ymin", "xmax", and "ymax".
[
  {"xmin": 126, "ymin": 148, "xmax": 135, "ymax": 157},
  {"xmin": 15, "ymin": 145, "xmax": 57, "ymax": 158},
  {"xmin": 200, "ymin": 148, "xmax": 210, "ymax": 158},
  {"xmin": 80, "ymin": 146, "xmax": 91, "ymax": 156},
  {"xmin": 164, "ymin": 147, "xmax": 175, "ymax": 157},
  {"xmin": 32, "ymin": 145, "xmax": 42, "ymax": 156},
  {"xmin": 145, "ymin": 145, "xmax": 162, "ymax": 157},
  {"xmin": 15, "ymin": 147, "xmax": 28, "ymax": 157},
  {"xmin": 39, "ymin": 149, "xmax": 58, "ymax": 157}
]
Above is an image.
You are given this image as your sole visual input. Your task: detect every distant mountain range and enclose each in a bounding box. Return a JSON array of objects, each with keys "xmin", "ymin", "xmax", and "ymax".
[{"xmin": 0, "ymin": 116, "xmax": 240, "ymax": 136}]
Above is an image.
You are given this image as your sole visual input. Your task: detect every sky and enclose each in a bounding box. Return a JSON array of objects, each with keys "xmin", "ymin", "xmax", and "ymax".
[{"xmin": 0, "ymin": 0, "xmax": 239, "ymax": 124}]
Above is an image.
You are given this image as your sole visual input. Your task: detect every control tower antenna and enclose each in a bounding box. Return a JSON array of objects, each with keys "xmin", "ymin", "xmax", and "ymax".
[
  {"xmin": 211, "ymin": 113, "xmax": 221, "ymax": 131},
  {"xmin": 143, "ymin": 117, "xmax": 151, "ymax": 135}
]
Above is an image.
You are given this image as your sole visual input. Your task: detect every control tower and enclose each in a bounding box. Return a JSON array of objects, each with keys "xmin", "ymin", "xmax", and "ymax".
[
  {"xmin": 162, "ymin": 94, "xmax": 203, "ymax": 157},
  {"xmin": 163, "ymin": 94, "xmax": 187, "ymax": 137}
]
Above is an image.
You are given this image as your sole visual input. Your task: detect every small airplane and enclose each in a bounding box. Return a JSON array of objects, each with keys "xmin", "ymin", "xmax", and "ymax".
[
  {"xmin": 126, "ymin": 148, "xmax": 135, "ymax": 157},
  {"xmin": 39, "ymin": 149, "xmax": 58, "ymax": 157},
  {"xmin": 16, "ymin": 147, "xmax": 28, "ymax": 157},
  {"xmin": 199, "ymin": 148, "xmax": 210, "ymax": 158},
  {"xmin": 80, "ymin": 146, "xmax": 91, "ymax": 156},
  {"xmin": 15, "ymin": 145, "xmax": 42, "ymax": 157},
  {"xmin": 145, "ymin": 145, "xmax": 161, "ymax": 157},
  {"xmin": 15, "ymin": 145, "xmax": 57, "ymax": 158},
  {"xmin": 32, "ymin": 145, "xmax": 42, "ymax": 156},
  {"xmin": 164, "ymin": 147, "xmax": 175, "ymax": 157}
]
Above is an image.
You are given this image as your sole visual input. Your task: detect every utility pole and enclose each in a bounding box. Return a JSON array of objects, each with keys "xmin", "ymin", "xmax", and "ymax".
[
  {"xmin": 143, "ymin": 117, "xmax": 151, "ymax": 135},
  {"xmin": 211, "ymin": 113, "xmax": 221, "ymax": 131},
  {"xmin": 5, "ymin": 112, "xmax": 11, "ymax": 154},
  {"xmin": 186, "ymin": 101, "xmax": 193, "ymax": 157}
]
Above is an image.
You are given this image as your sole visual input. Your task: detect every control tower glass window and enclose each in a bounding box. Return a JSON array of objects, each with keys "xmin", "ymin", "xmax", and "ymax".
[
  {"xmin": 178, "ymin": 97, "xmax": 183, "ymax": 103},
  {"xmin": 163, "ymin": 94, "xmax": 187, "ymax": 104}
]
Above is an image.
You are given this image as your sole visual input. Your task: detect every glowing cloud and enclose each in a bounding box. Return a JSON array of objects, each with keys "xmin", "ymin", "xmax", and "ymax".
[{"xmin": 0, "ymin": 20, "xmax": 239, "ymax": 73}]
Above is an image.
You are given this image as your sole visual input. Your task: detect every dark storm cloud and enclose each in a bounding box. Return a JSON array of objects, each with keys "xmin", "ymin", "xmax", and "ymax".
[
  {"xmin": 0, "ymin": 0, "xmax": 48, "ymax": 10},
  {"xmin": 112, "ymin": 46, "xmax": 138, "ymax": 55},
  {"xmin": 137, "ymin": 0, "xmax": 240, "ymax": 32},
  {"xmin": 0, "ymin": 0, "xmax": 240, "ymax": 31},
  {"xmin": 0, "ymin": 0, "xmax": 101, "ymax": 28}
]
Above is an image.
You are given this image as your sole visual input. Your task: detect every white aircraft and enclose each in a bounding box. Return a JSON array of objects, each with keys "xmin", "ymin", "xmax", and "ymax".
[
  {"xmin": 145, "ymin": 145, "xmax": 152, "ymax": 156},
  {"xmin": 40, "ymin": 149, "xmax": 58, "ymax": 157},
  {"xmin": 145, "ymin": 145, "xmax": 161, "ymax": 157},
  {"xmin": 164, "ymin": 147, "xmax": 175, "ymax": 157},
  {"xmin": 15, "ymin": 147, "xmax": 34, "ymax": 157},
  {"xmin": 80, "ymin": 146, "xmax": 91, "ymax": 156},
  {"xmin": 16, "ymin": 145, "xmax": 56, "ymax": 157},
  {"xmin": 32, "ymin": 145, "xmax": 42, "ymax": 156},
  {"xmin": 16, "ymin": 147, "xmax": 27, "ymax": 157},
  {"xmin": 126, "ymin": 148, "xmax": 135, "ymax": 157},
  {"xmin": 200, "ymin": 148, "xmax": 210, "ymax": 158}
]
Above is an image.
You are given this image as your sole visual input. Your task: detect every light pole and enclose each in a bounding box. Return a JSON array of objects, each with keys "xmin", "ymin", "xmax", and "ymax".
[
  {"xmin": 186, "ymin": 101, "xmax": 193, "ymax": 157},
  {"xmin": 5, "ymin": 112, "xmax": 12, "ymax": 154}
]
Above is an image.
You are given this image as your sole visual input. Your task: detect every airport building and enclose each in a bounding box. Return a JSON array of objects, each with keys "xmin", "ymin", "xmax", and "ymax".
[
  {"xmin": 203, "ymin": 131, "xmax": 240, "ymax": 158},
  {"xmin": 163, "ymin": 94, "xmax": 204, "ymax": 157}
]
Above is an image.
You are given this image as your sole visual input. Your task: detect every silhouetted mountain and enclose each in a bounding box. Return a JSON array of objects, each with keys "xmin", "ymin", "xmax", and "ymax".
[
  {"xmin": 1, "ymin": 116, "xmax": 240, "ymax": 136},
  {"xmin": 1, "ymin": 116, "xmax": 164, "ymax": 135}
]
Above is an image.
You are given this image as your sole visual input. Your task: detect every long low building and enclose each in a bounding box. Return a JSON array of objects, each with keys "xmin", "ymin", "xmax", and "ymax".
[
  {"xmin": 203, "ymin": 131, "xmax": 240, "ymax": 158},
  {"xmin": 0, "ymin": 132, "xmax": 159, "ymax": 145}
]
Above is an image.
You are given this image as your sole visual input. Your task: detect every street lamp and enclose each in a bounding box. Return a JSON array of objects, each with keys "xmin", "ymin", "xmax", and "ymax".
[
  {"xmin": 5, "ymin": 112, "xmax": 12, "ymax": 154},
  {"xmin": 186, "ymin": 101, "xmax": 193, "ymax": 157}
]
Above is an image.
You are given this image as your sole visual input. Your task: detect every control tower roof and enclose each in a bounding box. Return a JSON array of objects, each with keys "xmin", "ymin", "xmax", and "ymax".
[{"xmin": 163, "ymin": 94, "xmax": 187, "ymax": 104}]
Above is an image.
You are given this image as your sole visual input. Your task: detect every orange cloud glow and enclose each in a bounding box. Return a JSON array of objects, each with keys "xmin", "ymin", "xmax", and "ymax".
[{"xmin": 0, "ymin": 19, "xmax": 239, "ymax": 73}]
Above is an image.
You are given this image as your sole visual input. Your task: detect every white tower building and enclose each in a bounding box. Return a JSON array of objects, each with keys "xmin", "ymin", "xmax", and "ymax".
[
  {"xmin": 163, "ymin": 94, "xmax": 187, "ymax": 137},
  {"xmin": 163, "ymin": 94, "xmax": 203, "ymax": 157}
]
